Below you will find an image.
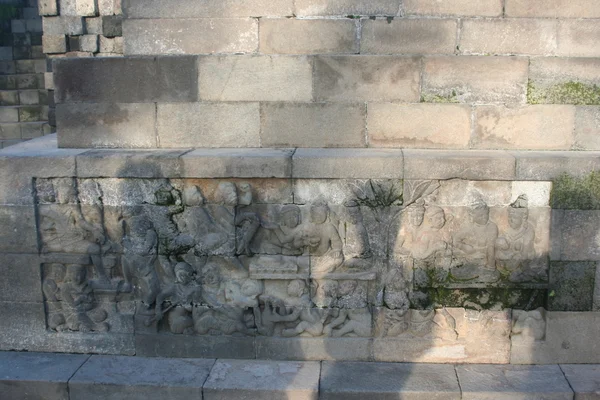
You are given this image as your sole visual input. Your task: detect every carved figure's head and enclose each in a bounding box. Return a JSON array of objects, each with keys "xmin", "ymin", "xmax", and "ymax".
[
  {"xmin": 155, "ymin": 188, "xmax": 175, "ymax": 206},
  {"xmin": 216, "ymin": 182, "xmax": 238, "ymax": 206},
  {"xmin": 469, "ymin": 197, "xmax": 489, "ymax": 225},
  {"xmin": 287, "ymin": 279, "xmax": 307, "ymax": 298},
  {"xmin": 426, "ymin": 206, "xmax": 446, "ymax": 230},
  {"xmin": 174, "ymin": 262, "xmax": 194, "ymax": 285},
  {"xmin": 237, "ymin": 182, "xmax": 252, "ymax": 206},
  {"xmin": 280, "ymin": 205, "xmax": 301, "ymax": 228},
  {"xmin": 508, "ymin": 194, "xmax": 529, "ymax": 229},
  {"xmin": 407, "ymin": 200, "xmax": 425, "ymax": 227},
  {"xmin": 65, "ymin": 264, "xmax": 86, "ymax": 285},
  {"xmin": 309, "ymin": 201, "xmax": 329, "ymax": 224},
  {"xmin": 54, "ymin": 178, "xmax": 77, "ymax": 204}
]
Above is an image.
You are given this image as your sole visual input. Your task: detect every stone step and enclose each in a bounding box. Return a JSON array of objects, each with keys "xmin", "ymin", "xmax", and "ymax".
[{"xmin": 2, "ymin": 351, "xmax": 596, "ymax": 400}]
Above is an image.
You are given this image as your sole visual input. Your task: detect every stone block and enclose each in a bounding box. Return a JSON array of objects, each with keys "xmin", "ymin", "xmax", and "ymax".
[
  {"xmin": 98, "ymin": 0, "xmax": 121, "ymax": 15},
  {"xmin": 0, "ymin": 47, "xmax": 12, "ymax": 61},
  {"xmin": 456, "ymin": 365, "xmax": 573, "ymax": 399},
  {"xmin": 513, "ymin": 151, "xmax": 600, "ymax": 180},
  {"xmin": 42, "ymin": 35, "xmax": 66, "ymax": 54},
  {"xmin": 473, "ymin": 105, "xmax": 575, "ymax": 150},
  {"xmin": 56, "ymin": 103, "xmax": 157, "ymax": 148},
  {"xmin": 0, "ymin": 107, "xmax": 18, "ymax": 123},
  {"xmin": 182, "ymin": 148, "xmax": 293, "ymax": 178},
  {"xmin": 123, "ymin": 0, "xmax": 293, "ymax": 18},
  {"xmin": 261, "ymin": 103, "xmax": 366, "ymax": 147},
  {"xmin": 19, "ymin": 106, "xmax": 44, "ymax": 122},
  {"xmin": 135, "ymin": 334, "xmax": 255, "ymax": 359},
  {"xmin": 39, "ymin": 0, "xmax": 58, "ymax": 15},
  {"xmin": 69, "ymin": 355, "xmax": 214, "ymax": 400},
  {"xmin": 422, "ymin": 56, "xmax": 528, "ymax": 104},
  {"xmin": 292, "ymin": 148, "xmax": 403, "ymax": 179},
  {"xmin": 0, "ymin": 123, "xmax": 20, "ymax": 139},
  {"xmin": 529, "ymin": 58, "xmax": 600, "ymax": 105},
  {"xmin": 511, "ymin": 311, "xmax": 600, "ymax": 364},
  {"xmin": 76, "ymin": 149, "xmax": 188, "ymax": 178},
  {"xmin": 0, "ymin": 253, "xmax": 42, "ymax": 302},
  {"xmin": 0, "ymin": 301, "xmax": 47, "ymax": 351},
  {"xmin": 21, "ymin": 122, "xmax": 44, "ymax": 139},
  {"xmin": 314, "ymin": 56, "xmax": 419, "ymax": 102},
  {"xmin": 595, "ymin": 264, "xmax": 600, "ymax": 311},
  {"xmin": 404, "ymin": 0, "xmax": 502, "ymax": 16},
  {"xmin": 53, "ymin": 56, "xmax": 197, "ymax": 103},
  {"xmin": 17, "ymin": 74, "xmax": 44, "ymax": 90},
  {"xmin": 0, "ymin": 206, "xmax": 37, "ymax": 253},
  {"xmin": 0, "ymin": 61, "xmax": 15, "ymax": 75},
  {"xmin": 85, "ymin": 17, "xmax": 102, "ymax": 34},
  {"xmin": 123, "ymin": 18, "xmax": 258, "ymax": 55},
  {"xmin": 507, "ymin": 0, "xmax": 600, "ymax": 18},
  {"xmin": 99, "ymin": 36, "xmax": 123, "ymax": 53},
  {"xmin": 460, "ymin": 19, "xmax": 557, "ymax": 55},
  {"xmin": 60, "ymin": 0, "xmax": 97, "ymax": 16},
  {"xmin": 368, "ymin": 103, "xmax": 471, "ymax": 148},
  {"xmin": 559, "ymin": 211, "xmax": 600, "ymax": 261},
  {"xmin": 204, "ymin": 359, "xmax": 320, "ymax": 400},
  {"xmin": 548, "ymin": 262, "xmax": 596, "ymax": 311},
  {"xmin": 43, "ymin": 16, "xmax": 84, "ymax": 35},
  {"xmin": 0, "ymin": 352, "xmax": 89, "ymax": 400},
  {"xmin": 19, "ymin": 89, "xmax": 40, "ymax": 105},
  {"xmin": 361, "ymin": 19, "xmax": 457, "ymax": 54},
  {"xmin": 198, "ymin": 55, "xmax": 312, "ymax": 102},
  {"xmin": 255, "ymin": 337, "xmax": 372, "ymax": 361},
  {"xmin": 0, "ymin": 90, "xmax": 18, "ymax": 106},
  {"xmin": 560, "ymin": 364, "xmax": 600, "ymax": 399},
  {"xmin": 403, "ymin": 149, "xmax": 516, "ymax": 180},
  {"xmin": 79, "ymin": 34, "xmax": 98, "ymax": 52},
  {"xmin": 557, "ymin": 20, "xmax": 600, "ymax": 57},
  {"xmin": 320, "ymin": 362, "xmax": 460, "ymax": 399},
  {"xmin": 295, "ymin": 0, "xmax": 401, "ymax": 16},
  {"xmin": 102, "ymin": 15, "xmax": 122, "ymax": 37},
  {"xmin": 157, "ymin": 102, "xmax": 260, "ymax": 148},
  {"xmin": 575, "ymin": 107, "xmax": 600, "ymax": 150},
  {"xmin": 260, "ymin": 19, "xmax": 357, "ymax": 55}
]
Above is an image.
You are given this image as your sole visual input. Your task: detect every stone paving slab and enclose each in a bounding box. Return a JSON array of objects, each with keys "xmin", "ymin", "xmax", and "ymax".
[
  {"xmin": 560, "ymin": 364, "xmax": 600, "ymax": 400},
  {"xmin": 456, "ymin": 364, "xmax": 574, "ymax": 400},
  {"xmin": 68, "ymin": 355, "xmax": 215, "ymax": 400},
  {"xmin": 319, "ymin": 361, "xmax": 461, "ymax": 400}
]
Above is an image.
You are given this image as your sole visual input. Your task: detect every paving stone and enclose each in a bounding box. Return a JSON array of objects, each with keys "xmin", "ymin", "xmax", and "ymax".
[
  {"xmin": 0, "ymin": 351, "xmax": 89, "ymax": 400},
  {"xmin": 557, "ymin": 20, "xmax": 600, "ymax": 57},
  {"xmin": 198, "ymin": 55, "xmax": 312, "ymax": 102},
  {"xmin": 575, "ymin": 107, "xmax": 600, "ymax": 150},
  {"xmin": 506, "ymin": 0, "xmax": 600, "ymax": 17},
  {"xmin": 69, "ymin": 355, "xmax": 214, "ymax": 400},
  {"xmin": 295, "ymin": 0, "xmax": 401, "ymax": 16},
  {"xmin": 261, "ymin": 103, "xmax": 366, "ymax": 148},
  {"xmin": 314, "ymin": 56, "xmax": 419, "ymax": 102},
  {"xmin": 559, "ymin": 211, "xmax": 600, "ymax": 261},
  {"xmin": 403, "ymin": 149, "xmax": 516, "ymax": 180},
  {"xmin": 255, "ymin": 337, "xmax": 372, "ymax": 361},
  {"xmin": 76, "ymin": 149, "xmax": 188, "ymax": 178},
  {"xmin": 157, "ymin": 102, "xmax": 260, "ymax": 148},
  {"xmin": 404, "ymin": 0, "xmax": 502, "ymax": 16},
  {"xmin": 260, "ymin": 19, "xmax": 357, "ymax": 54},
  {"xmin": 368, "ymin": 103, "xmax": 471, "ymax": 148},
  {"xmin": 53, "ymin": 56, "xmax": 197, "ymax": 104},
  {"xmin": 56, "ymin": 103, "xmax": 157, "ymax": 148},
  {"xmin": 513, "ymin": 151, "xmax": 600, "ymax": 180},
  {"xmin": 182, "ymin": 148, "xmax": 293, "ymax": 178},
  {"xmin": 548, "ymin": 261, "xmax": 596, "ymax": 311},
  {"xmin": 0, "ymin": 253, "xmax": 42, "ymax": 302},
  {"xmin": 361, "ymin": 19, "xmax": 457, "ymax": 54},
  {"xmin": 292, "ymin": 148, "xmax": 403, "ymax": 179},
  {"xmin": 460, "ymin": 19, "xmax": 557, "ymax": 55},
  {"xmin": 422, "ymin": 56, "xmax": 528, "ymax": 104},
  {"xmin": 123, "ymin": 0, "xmax": 294, "ymax": 18},
  {"xmin": 135, "ymin": 333, "xmax": 256, "ymax": 359},
  {"xmin": 320, "ymin": 362, "xmax": 460, "ymax": 399},
  {"xmin": 457, "ymin": 364, "xmax": 573, "ymax": 399},
  {"xmin": 560, "ymin": 364, "xmax": 600, "ymax": 400},
  {"xmin": 123, "ymin": 18, "xmax": 258, "ymax": 55},
  {"xmin": 204, "ymin": 359, "xmax": 320, "ymax": 400}
]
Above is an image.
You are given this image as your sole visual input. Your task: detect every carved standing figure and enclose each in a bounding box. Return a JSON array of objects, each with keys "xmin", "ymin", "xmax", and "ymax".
[
  {"xmin": 60, "ymin": 264, "xmax": 108, "ymax": 332},
  {"xmin": 304, "ymin": 201, "xmax": 344, "ymax": 274}
]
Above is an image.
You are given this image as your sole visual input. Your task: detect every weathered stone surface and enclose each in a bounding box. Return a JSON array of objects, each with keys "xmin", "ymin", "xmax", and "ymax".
[
  {"xmin": 42, "ymin": 35, "xmax": 67, "ymax": 54},
  {"xmin": 123, "ymin": 18, "xmax": 258, "ymax": 55},
  {"xmin": 157, "ymin": 102, "xmax": 260, "ymax": 148},
  {"xmin": 548, "ymin": 262, "xmax": 596, "ymax": 311},
  {"xmin": 261, "ymin": 103, "xmax": 366, "ymax": 147},
  {"xmin": 422, "ymin": 56, "xmax": 528, "ymax": 104},
  {"xmin": 403, "ymin": 149, "xmax": 516, "ymax": 180},
  {"xmin": 295, "ymin": 0, "xmax": 401, "ymax": 16},
  {"xmin": 320, "ymin": 362, "xmax": 460, "ymax": 399},
  {"xmin": 182, "ymin": 148, "xmax": 293, "ymax": 178},
  {"xmin": 559, "ymin": 211, "xmax": 600, "ymax": 261},
  {"xmin": 204, "ymin": 359, "xmax": 320, "ymax": 400},
  {"xmin": 560, "ymin": 364, "xmax": 600, "ymax": 399},
  {"xmin": 529, "ymin": 58, "xmax": 600, "ymax": 105},
  {"xmin": 53, "ymin": 56, "xmax": 198, "ymax": 104},
  {"xmin": 314, "ymin": 56, "xmax": 419, "ymax": 102},
  {"xmin": 575, "ymin": 107, "xmax": 600, "ymax": 150},
  {"xmin": 0, "ymin": 352, "xmax": 89, "ymax": 400},
  {"xmin": 473, "ymin": 105, "xmax": 575, "ymax": 150},
  {"xmin": 0, "ymin": 254, "xmax": 42, "ymax": 302},
  {"xmin": 460, "ymin": 19, "xmax": 557, "ymax": 55},
  {"xmin": 42, "ymin": 16, "xmax": 84, "ymax": 35},
  {"xmin": 0, "ymin": 301, "xmax": 47, "ymax": 351},
  {"xmin": 456, "ymin": 365, "xmax": 573, "ymax": 399},
  {"xmin": 123, "ymin": 0, "xmax": 293, "ymax": 18},
  {"xmin": 56, "ymin": 103, "xmax": 157, "ymax": 148},
  {"xmin": 260, "ymin": 19, "xmax": 358, "ymax": 54},
  {"xmin": 513, "ymin": 151, "xmax": 600, "ymax": 180},
  {"xmin": 292, "ymin": 148, "xmax": 403, "ymax": 179},
  {"xmin": 135, "ymin": 334, "xmax": 256, "ymax": 359},
  {"xmin": 39, "ymin": 0, "xmax": 58, "ymax": 15},
  {"xmin": 255, "ymin": 337, "xmax": 372, "ymax": 361},
  {"xmin": 557, "ymin": 20, "xmax": 600, "ymax": 57},
  {"xmin": 76, "ymin": 149, "xmax": 188, "ymax": 178},
  {"xmin": 506, "ymin": 0, "xmax": 600, "ymax": 18},
  {"xmin": 61, "ymin": 0, "xmax": 97, "ymax": 16},
  {"xmin": 595, "ymin": 263, "xmax": 600, "ymax": 311},
  {"xmin": 368, "ymin": 103, "xmax": 471, "ymax": 148},
  {"xmin": 0, "ymin": 206, "xmax": 37, "ymax": 253},
  {"xmin": 69, "ymin": 355, "xmax": 214, "ymax": 400},
  {"xmin": 361, "ymin": 19, "xmax": 457, "ymax": 54},
  {"xmin": 198, "ymin": 56, "xmax": 312, "ymax": 102},
  {"xmin": 404, "ymin": 0, "xmax": 502, "ymax": 16},
  {"xmin": 511, "ymin": 311, "xmax": 600, "ymax": 364}
]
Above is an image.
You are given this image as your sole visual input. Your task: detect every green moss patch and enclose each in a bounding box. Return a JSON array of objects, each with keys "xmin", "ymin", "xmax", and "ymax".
[
  {"xmin": 528, "ymin": 80, "xmax": 600, "ymax": 105},
  {"xmin": 551, "ymin": 171, "xmax": 600, "ymax": 209}
]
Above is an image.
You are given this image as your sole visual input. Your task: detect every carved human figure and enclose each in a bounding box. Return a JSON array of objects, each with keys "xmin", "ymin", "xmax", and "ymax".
[
  {"xmin": 304, "ymin": 201, "xmax": 344, "ymax": 274},
  {"xmin": 43, "ymin": 264, "xmax": 67, "ymax": 331},
  {"xmin": 383, "ymin": 266, "xmax": 409, "ymax": 310},
  {"xmin": 412, "ymin": 206, "xmax": 452, "ymax": 262},
  {"xmin": 336, "ymin": 280, "xmax": 367, "ymax": 309},
  {"xmin": 262, "ymin": 205, "xmax": 306, "ymax": 255},
  {"xmin": 312, "ymin": 279, "xmax": 339, "ymax": 308},
  {"xmin": 324, "ymin": 308, "xmax": 372, "ymax": 337},
  {"xmin": 512, "ymin": 308, "xmax": 546, "ymax": 343},
  {"xmin": 235, "ymin": 185, "xmax": 261, "ymax": 255},
  {"xmin": 280, "ymin": 308, "xmax": 331, "ymax": 337},
  {"xmin": 496, "ymin": 195, "xmax": 536, "ymax": 260},
  {"xmin": 339, "ymin": 201, "xmax": 371, "ymax": 269},
  {"xmin": 154, "ymin": 262, "xmax": 200, "ymax": 334},
  {"xmin": 150, "ymin": 186, "xmax": 195, "ymax": 255},
  {"xmin": 254, "ymin": 280, "xmax": 309, "ymax": 336},
  {"xmin": 60, "ymin": 264, "xmax": 108, "ymax": 332},
  {"xmin": 393, "ymin": 201, "xmax": 426, "ymax": 256}
]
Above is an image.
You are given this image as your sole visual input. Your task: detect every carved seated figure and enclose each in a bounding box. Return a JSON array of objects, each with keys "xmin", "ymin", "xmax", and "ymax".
[
  {"xmin": 412, "ymin": 206, "xmax": 452, "ymax": 265},
  {"xmin": 154, "ymin": 262, "xmax": 200, "ymax": 334},
  {"xmin": 304, "ymin": 201, "xmax": 344, "ymax": 274},
  {"xmin": 60, "ymin": 264, "xmax": 108, "ymax": 332},
  {"xmin": 393, "ymin": 201, "xmax": 426, "ymax": 256},
  {"xmin": 324, "ymin": 308, "xmax": 372, "ymax": 337},
  {"xmin": 261, "ymin": 205, "xmax": 306, "ymax": 255}
]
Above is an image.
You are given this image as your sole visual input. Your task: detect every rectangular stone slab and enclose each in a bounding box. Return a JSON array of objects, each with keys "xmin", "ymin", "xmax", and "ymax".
[
  {"xmin": 69, "ymin": 355, "xmax": 215, "ymax": 400},
  {"xmin": 456, "ymin": 364, "xmax": 573, "ymax": 399},
  {"xmin": 203, "ymin": 359, "xmax": 320, "ymax": 400},
  {"xmin": 320, "ymin": 362, "xmax": 460, "ymax": 399},
  {"xmin": 560, "ymin": 364, "xmax": 600, "ymax": 400},
  {"xmin": 0, "ymin": 351, "xmax": 89, "ymax": 400}
]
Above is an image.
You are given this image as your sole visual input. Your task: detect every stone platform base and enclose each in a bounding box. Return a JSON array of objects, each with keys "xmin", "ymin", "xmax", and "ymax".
[{"xmin": 1, "ymin": 351, "xmax": 597, "ymax": 400}]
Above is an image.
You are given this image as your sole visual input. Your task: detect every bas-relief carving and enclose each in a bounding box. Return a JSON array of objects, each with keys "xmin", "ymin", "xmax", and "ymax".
[{"xmin": 33, "ymin": 177, "xmax": 550, "ymax": 340}]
